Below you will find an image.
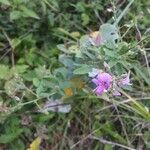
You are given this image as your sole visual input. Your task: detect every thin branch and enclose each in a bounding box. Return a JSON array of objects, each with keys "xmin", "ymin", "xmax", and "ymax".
[
  {"xmin": 143, "ymin": 49, "xmax": 150, "ymax": 77},
  {"xmin": 1, "ymin": 29, "xmax": 15, "ymax": 67},
  {"xmin": 112, "ymin": 101, "xmax": 130, "ymax": 145},
  {"xmin": 89, "ymin": 136, "xmax": 136, "ymax": 150},
  {"xmin": 0, "ymin": 48, "xmax": 11, "ymax": 61},
  {"xmin": 96, "ymin": 96, "xmax": 150, "ymax": 113},
  {"xmin": 70, "ymin": 119, "xmax": 115, "ymax": 149}
]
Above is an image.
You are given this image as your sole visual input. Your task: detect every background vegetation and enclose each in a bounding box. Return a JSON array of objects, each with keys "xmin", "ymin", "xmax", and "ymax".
[{"xmin": 0, "ymin": 0, "xmax": 150, "ymax": 149}]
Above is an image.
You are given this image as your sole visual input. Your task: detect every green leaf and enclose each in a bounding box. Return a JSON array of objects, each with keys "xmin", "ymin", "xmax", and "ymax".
[
  {"xmin": 56, "ymin": 28, "xmax": 77, "ymax": 40},
  {"xmin": 12, "ymin": 0, "xmax": 22, "ymax": 5},
  {"xmin": 0, "ymin": 65, "xmax": 10, "ymax": 80},
  {"xmin": 20, "ymin": 6, "xmax": 40, "ymax": 19},
  {"xmin": 0, "ymin": 129, "xmax": 23, "ymax": 144},
  {"xmin": 114, "ymin": 63, "xmax": 125, "ymax": 75},
  {"xmin": 10, "ymin": 11, "xmax": 22, "ymax": 20},
  {"xmin": 35, "ymin": 66, "xmax": 50, "ymax": 78},
  {"xmin": 73, "ymin": 65, "xmax": 92, "ymax": 75},
  {"xmin": 117, "ymin": 42, "xmax": 129, "ymax": 55},
  {"xmin": 15, "ymin": 65, "xmax": 29, "ymax": 73},
  {"xmin": 0, "ymin": 0, "xmax": 10, "ymax": 5},
  {"xmin": 108, "ymin": 59, "xmax": 118, "ymax": 68},
  {"xmin": 23, "ymin": 70, "xmax": 36, "ymax": 81},
  {"xmin": 104, "ymin": 49, "xmax": 118, "ymax": 58},
  {"xmin": 57, "ymin": 44, "xmax": 70, "ymax": 54},
  {"xmin": 54, "ymin": 67, "xmax": 69, "ymax": 78},
  {"xmin": 11, "ymin": 38, "xmax": 21, "ymax": 49},
  {"xmin": 75, "ymin": 2, "xmax": 86, "ymax": 12},
  {"xmin": 9, "ymin": 139, "xmax": 25, "ymax": 150},
  {"xmin": 104, "ymin": 144, "xmax": 113, "ymax": 150},
  {"xmin": 102, "ymin": 124, "xmax": 127, "ymax": 144},
  {"xmin": 59, "ymin": 55, "xmax": 74, "ymax": 68},
  {"xmin": 38, "ymin": 114, "xmax": 54, "ymax": 122},
  {"xmin": 48, "ymin": 13, "xmax": 55, "ymax": 26},
  {"xmin": 101, "ymin": 23, "xmax": 119, "ymax": 44},
  {"xmin": 81, "ymin": 13, "xmax": 90, "ymax": 25},
  {"xmin": 33, "ymin": 78, "xmax": 40, "ymax": 87},
  {"xmin": 4, "ymin": 77, "xmax": 25, "ymax": 96},
  {"xmin": 134, "ymin": 65, "xmax": 150, "ymax": 85}
]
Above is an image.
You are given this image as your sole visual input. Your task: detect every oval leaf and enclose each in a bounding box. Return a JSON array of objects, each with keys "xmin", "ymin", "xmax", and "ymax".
[{"xmin": 73, "ymin": 65, "xmax": 92, "ymax": 75}]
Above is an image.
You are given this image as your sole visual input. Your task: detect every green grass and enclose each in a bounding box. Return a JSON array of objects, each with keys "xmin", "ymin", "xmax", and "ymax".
[{"xmin": 0, "ymin": 0, "xmax": 150, "ymax": 149}]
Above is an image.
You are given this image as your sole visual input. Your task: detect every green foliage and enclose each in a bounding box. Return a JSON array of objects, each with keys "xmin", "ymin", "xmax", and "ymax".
[
  {"xmin": 0, "ymin": 65, "xmax": 10, "ymax": 79},
  {"xmin": 73, "ymin": 64, "xmax": 92, "ymax": 75},
  {"xmin": 0, "ymin": 0, "xmax": 10, "ymax": 5},
  {"xmin": 0, "ymin": 0, "xmax": 150, "ymax": 149},
  {"xmin": 0, "ymin": 129, "xmax": 23, "ymax": 144}
]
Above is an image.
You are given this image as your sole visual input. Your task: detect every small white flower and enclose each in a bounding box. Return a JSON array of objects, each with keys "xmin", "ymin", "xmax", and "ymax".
[{"xmin": 107, "ymin": 8, "xmax": 113, "ymax": 12}]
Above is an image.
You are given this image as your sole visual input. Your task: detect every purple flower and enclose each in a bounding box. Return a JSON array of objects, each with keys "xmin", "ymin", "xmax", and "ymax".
[
  {"xmin": 113, "ymin": 71, "xmax": 131, "ymax": 96},
  {"xmin": 113, "ymin": 90, "xmax": 121, "ymax": 96},
  {"xmin": 119, "ymin": 71, "xmax": 131, "ymax": 86},
  {"xmin": 92, "ymin": 72, "xmax": 112, "ymax": 95}
]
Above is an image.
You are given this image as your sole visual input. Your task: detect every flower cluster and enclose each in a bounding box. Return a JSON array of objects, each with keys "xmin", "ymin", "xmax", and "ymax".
[{"xmin": 88, "ymin": 68, "xmax": 131, "ymax": 96}]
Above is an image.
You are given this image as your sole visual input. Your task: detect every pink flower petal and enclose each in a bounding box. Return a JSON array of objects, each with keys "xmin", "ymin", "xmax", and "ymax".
[
  {"xmin": 97, "ymin": 73, "xmax": 112, "ymax": 83},
  {"xmin": 94, "ymin": 34, "xmax": 103, "ymax": 46},
  {"xmin": 95, "ymin": 86, "xmax": 105, "ymax": 95},
  {"xmin": 113, "ymin": 90, "xmax": 121, "ymax": 96},
  {"xmin": 91, "ymin": 72, "xmax": 113, "ymax": 96},
  {"xmin": 119, "ymin": 71, "xmax": 131, "ymax": 86},
  {"xmin": 92, "ymin": 78, "xmax": 99, "ymax": 86}
]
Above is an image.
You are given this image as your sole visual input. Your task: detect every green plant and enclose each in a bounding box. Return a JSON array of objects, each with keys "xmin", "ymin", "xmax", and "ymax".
[{"xmin": 0, "ymin": 0, "xmax": 150, "ymax": 149}]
